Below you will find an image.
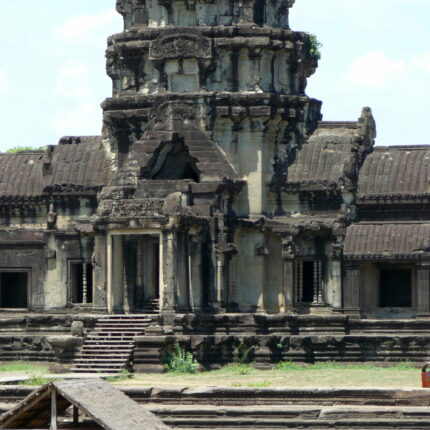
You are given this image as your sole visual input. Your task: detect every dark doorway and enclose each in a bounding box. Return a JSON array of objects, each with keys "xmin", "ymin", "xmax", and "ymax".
[
  {"xmin": 380, "ymin": 269, "xmax": 412, "ymax": 308},
  {"xmin": 0, "ymin": 272, "xmax": 28, "ymax": 308},
  {"xmin": 253, "ymin": 0, "xmax": 265, "ymax": 26},
  {"xmin": 70, "ymin": 262, "xmax": 93, "ymax": 304},
  {"xmin": 153, "ymin": 242, "xmax": 160, "ymax": 300},
  {"xmin": 302, "ymin": 261, "xmax": 315, "ymax": 303}
]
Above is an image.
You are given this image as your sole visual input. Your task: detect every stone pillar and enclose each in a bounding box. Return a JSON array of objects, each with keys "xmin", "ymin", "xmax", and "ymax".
[
  {"xmin": 281, "ymin": 236, "xmax": 296, "ymax": 312},
  {"xmin": 331, "ymin": 243, "xmax": 343, "ymax": 313},
  {"xmin": 161, "ymin": 229, "xmax": 176, "ymax": 312},
  {"xmin": 189, "ymin": 235, "xmax": 203, "ymax": 312},
  {"xmin": 112, "ymin": 235, "xmax": 124, "ymax": 313},
  {"xmin": 417, "ymin": 262, "xmax": 430, "ymax": 318},
  {"xmin": 282, "ymin": 258, "xmax": 294, "ymax": 312},
  {"xmin": 92, "ymin": 231, "xmax": 107, "ymax": 313},
  {"xmin": 214, "ymin": 252, "xmax": 226, "ymax": 311},
  {"xmin": 343, "ymin": 261, "xmax": 361, "ymax": 318}
]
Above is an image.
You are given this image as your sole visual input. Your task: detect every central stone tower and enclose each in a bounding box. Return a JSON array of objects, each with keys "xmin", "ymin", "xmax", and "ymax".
[{"xmin": 97, "ymin": 0, "xmax": 323, "ymax": 314}]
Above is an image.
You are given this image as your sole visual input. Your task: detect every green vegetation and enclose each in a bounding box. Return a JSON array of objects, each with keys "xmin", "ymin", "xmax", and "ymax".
[
  {"xmin": 309, "ymin": 34, "xmax": 323, "ymax": 61},
  {"xmin": 106, "ymin": 369, "xmax": 133, "ymax": 383},
  {"xmin": 22, "ymin": 375, "xmax": 55, "ymax": 386},
  {"xmin": 5, "ymin": 146, "xmax": 45, "ymax": 153},
  {"xmin": 164, "ymin": 342, "xmax": 200, "ymax": 374},
  {"xmin": 233, "ymin": 341, "xmax": 255, "ymax": 365},
  {"xmin": 216, "ymin": 363, "xmax": 255, "ymax": 375},
  {"xmin": 116, "ymin": 361, "xmax": 421, "ymax": 388},
  {"xmin": 0, "ymin": 361, "xmax": 49, "ymax": 374},
  {"xmin": 275, "ymin": 360, "xmax": 415, "ymax": 372}
]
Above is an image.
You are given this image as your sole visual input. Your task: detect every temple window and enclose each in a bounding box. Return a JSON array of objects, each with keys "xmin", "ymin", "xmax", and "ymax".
[
  {"xmin": 69, "ymin": 261, "xmax": 93, "ymax": 305},
  {"xmin": 293, "ymin": 259, "xmax": 324, "ymax": 305}
]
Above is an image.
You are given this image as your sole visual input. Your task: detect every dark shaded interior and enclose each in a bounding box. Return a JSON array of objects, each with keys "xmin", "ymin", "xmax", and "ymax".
[
  {"xmin": 151, "ymin": 141, "xmax": 199, "ymax": 181},
  {"xmin": 253, "ymin": 0, "xmax": 266, "ymax": 26},
  {"xmin": 302, "ymin": 261, "xmax": 315, "ymax": 303},
  {"xmin": 71, "ymin": 263, "xmax": 93, "ymax": 304},
  {"xmin": 380, "ymin": 268, "xmax": 412, "ymax": 308},
  {"xmin": 0, "ymin": 272, "xmax": 28, "ymax": 308},
  {"xmin": 153, "ymin": 242, "xmax": 160, "ymax": 300}
]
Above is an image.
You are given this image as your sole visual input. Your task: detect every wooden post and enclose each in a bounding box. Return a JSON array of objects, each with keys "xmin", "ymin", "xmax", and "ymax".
[
  {"xmin": 73, "ymin": 405, "xmax": 79, "ymax": 424},
  {"xmin": 51, "ymin": 388, "xmax": 57, "ymax": 430}
]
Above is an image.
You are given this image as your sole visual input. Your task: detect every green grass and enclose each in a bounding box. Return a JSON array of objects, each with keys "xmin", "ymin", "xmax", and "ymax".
[
  {"xmin": 116, "ymin": 362, "xmax": 421, "ymax": 389},
  {"xmin": 274, "ymin": 360, "xmax": 415, "ymax": 372},
  {"xmin": 0, "ymin": 361, "xmax": 49, "ymax": 374},
  {"xmin": 214, "ymin": 363, "xmax": 256, "ymax": 375}
]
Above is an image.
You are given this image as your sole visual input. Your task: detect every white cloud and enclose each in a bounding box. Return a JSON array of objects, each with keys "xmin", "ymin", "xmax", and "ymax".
[
  {"xmin": 344, "ymin": 50, "xmax": 406, "ymax": 89},
  {"xmin": 56, "ymin": 9, "xmax": 119, "ymax": 43}
]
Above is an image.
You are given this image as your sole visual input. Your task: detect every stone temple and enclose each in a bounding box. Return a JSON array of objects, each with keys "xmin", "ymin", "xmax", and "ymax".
[{"xmin": 1, "ymin": 0, "xmax": 430, "ymax": 370}]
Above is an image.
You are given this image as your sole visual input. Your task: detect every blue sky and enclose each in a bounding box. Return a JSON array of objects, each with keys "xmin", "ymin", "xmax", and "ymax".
[{"xmin": 0, "ymin": 1, "xmax": 429, "ymax": 151}]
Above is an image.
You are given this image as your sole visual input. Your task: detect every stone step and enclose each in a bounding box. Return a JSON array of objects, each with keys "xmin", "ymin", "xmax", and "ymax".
[
  {"xmin": 147, "ymin": 404, "xmax": 430, "ymax": 420},
  {"xmin": 70, "ymin": 368, "xmax": 124, "ymax": 374},
  {"xmin": 74, "ymin": 356, "xmax": 129, "ymax": 362},
  {"xmin": 76, "ymin": 353, "xmax": 131, "ymax": 359},
  {"xmin": 85, "ymin": 335, "xmax": 135, "ymax": 340},
  {"xmin": 72, "ymin": 363, "xmax": 126, "ymax": 369},
  {"xmin": 82, "ymin": 346, "xmax": 132, "ymax": 351},
  {"xmin": 96, "ymin": 323, "xmax": 152, "ymax": 326},
  {"xmin": 160, "ymin": 418, "xmax": 430, "ymax": 429}
]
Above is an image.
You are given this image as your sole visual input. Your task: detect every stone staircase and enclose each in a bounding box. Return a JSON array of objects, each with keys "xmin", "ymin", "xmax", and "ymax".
[
  {"xmin": 70, "ymin": 315, "xmax": 155, "ymax": 374},
  {"xmin": 2, "ymin": 387, "xmax": 430, "ymax": 429}
]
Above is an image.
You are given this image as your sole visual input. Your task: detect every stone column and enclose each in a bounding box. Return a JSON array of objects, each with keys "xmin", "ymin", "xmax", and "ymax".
[
  {"xmin": 215, "ymin": 251, "xmax": 226, "ymax": 311},
  {"xmin": 281, "ymin": 236, "xmax": 296, "ymax": 313},
  {"xmin": 417, "ymin": 262, "xmax": 430, "ymax": 318},
  {"xmin": 92, "ymin": 231, "xmax": 107, "ymax": 313},
  {"xmin": 282, "ymin": 257, "xmax": 294, "ymax": 312},
  {"xmin": 343, "ymin": 261, "xmax": 361, "ymax": 318},
  {"xmin": 189, "ymin": 235, "xmax": 203, "ymax": 312},
  {"xmin": 161, "ymin": 229, "xmax": 176, "ymax": 312},
  {"xmin": 331, "ymin": 243, "xmax": 343, "ymax": 313},
  {"xmin": 112, "ymin": 235, "xmax": 125, "ymax": 313}
]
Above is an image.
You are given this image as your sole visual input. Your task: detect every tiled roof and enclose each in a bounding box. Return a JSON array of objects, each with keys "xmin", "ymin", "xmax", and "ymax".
[
  {"xmin": 0, "ymin": 136, "xmax": 112, "ymax": 198},
  {"xmin": 47, "ymin": 136, "xmax": 112, "ymax": 192},
  {"xmin": 286, "ymin": 124, "xmax": 358, "ymax": 190},
  {"xmin": 344, "ymin": 223, "xmax": 430, "ymax": 259},
  {"xmin": 0, "ymin": 152, "xmax": 44, "ymax": 197},
  {"xmin": 357, "ymin": 146, "xmax": 430, "ymax": 201}
]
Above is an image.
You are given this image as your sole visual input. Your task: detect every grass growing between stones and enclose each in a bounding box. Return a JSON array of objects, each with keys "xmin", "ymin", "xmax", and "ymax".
[{"xmin": 114, "ymin": 362, "xmax": 422, "ymax": 389}]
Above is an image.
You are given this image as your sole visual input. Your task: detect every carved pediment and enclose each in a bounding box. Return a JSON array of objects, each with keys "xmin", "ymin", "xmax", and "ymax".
[{"xmin": 149, "ymin": 31, "xmax": 212, "ymax": 61}]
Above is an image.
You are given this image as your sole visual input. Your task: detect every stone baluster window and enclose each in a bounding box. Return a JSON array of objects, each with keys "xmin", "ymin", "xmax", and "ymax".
[
  {"xmin": 293, "ymin": 259, "xmax": 324, "ymax": 305},
  {"xmin": 69, "ymin": 261, "xmax": 93, "ymax": 305}
]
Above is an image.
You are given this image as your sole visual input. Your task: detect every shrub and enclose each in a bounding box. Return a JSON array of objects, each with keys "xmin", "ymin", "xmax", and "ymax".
[
  {"xmin": 23, "ymin": 374, "xmax": 55, "ymax": 386},
  {"xmin": 164, "ymin": 342, "xmax": 199, "ymax": 374},
  {"xmin": 309, "ymin": 34, "xmax": 323, "ymax": 61},
  {"xmin": 233, "ymin": 341, "xmax": 255, "ymax": 365},
  {"xmin": 6, "ymin": 146, "xmax": 46, "ymax": 153}
]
